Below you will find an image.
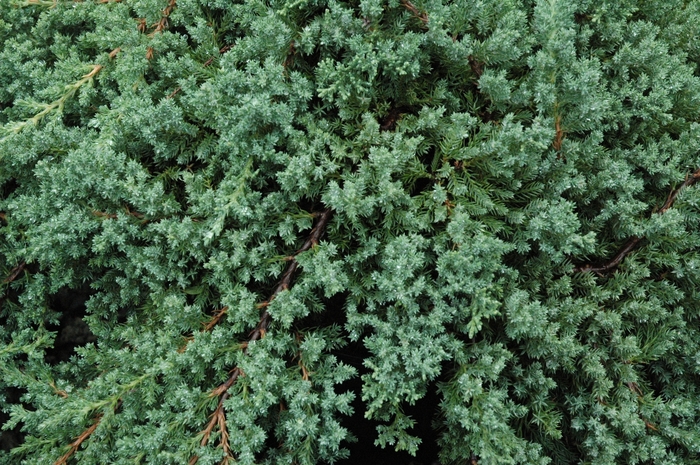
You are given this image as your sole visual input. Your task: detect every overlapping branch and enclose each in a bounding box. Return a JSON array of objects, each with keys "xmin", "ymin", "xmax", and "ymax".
[
  {"xmin": 574, "ymin": 168, "xmax": 700, "ymax": 274},
  {"xmin": 190, "ymin": 209, "xmax": 333, "ymax": 464}
]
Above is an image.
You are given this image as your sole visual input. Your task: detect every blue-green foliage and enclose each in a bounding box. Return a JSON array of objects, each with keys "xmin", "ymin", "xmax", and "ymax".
[{"xmin": 1, "ymin": 0, "xmax": 700, "ymax": 463}]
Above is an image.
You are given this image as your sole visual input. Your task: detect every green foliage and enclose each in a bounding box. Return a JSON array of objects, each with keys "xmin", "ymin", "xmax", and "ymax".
[{"xmin": 2, "ymin": 0, "xmax": 700, "ymax": 463}]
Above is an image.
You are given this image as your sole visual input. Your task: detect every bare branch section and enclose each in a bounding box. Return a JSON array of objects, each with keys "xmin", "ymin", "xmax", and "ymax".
[
  {"xmin": 190, "ymin": 209, "xmax": 333, "ymax": 464},
  {"xmin": 54, "ymin": 415, "xmax": 102, "ymax": 465},
  {"xmin": 574, "ymin": 167, "xmax": 700, "ymax": 274},
  {"xmin": 53, "ymin": 400, "xmax": 122, "ymax": 464},
  {"xmin": 400, "ymin": 0, "xmax": 428, "ymax": 24}
]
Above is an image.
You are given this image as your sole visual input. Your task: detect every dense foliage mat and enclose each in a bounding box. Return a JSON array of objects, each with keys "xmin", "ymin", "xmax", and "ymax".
[{"xmin": 2, "ymin": 0, "xmax": 700, "ymax": 463}]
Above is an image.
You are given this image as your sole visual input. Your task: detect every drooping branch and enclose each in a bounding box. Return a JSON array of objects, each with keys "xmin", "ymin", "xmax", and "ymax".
[
  {"xmin": 574, "ymin": 168, "xmax": 700, "ymax": 274},
  {"xmin": 190, "ymin": 209, "xmax": 333, "ymax": 464}
]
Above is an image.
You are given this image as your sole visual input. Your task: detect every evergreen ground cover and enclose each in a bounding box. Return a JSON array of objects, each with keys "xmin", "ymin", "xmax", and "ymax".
[{"xmin": 1, "ymin": 0, "xmax": 700, "ymax": 463}]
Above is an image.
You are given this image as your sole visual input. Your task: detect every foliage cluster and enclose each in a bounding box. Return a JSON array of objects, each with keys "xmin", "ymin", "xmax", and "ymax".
[{"xmin": 2, "ymin": 0, "xmax": 700, "ymax": 463}]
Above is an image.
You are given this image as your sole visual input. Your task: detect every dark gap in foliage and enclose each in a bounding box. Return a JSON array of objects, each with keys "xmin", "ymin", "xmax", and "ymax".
[
  {"xmin": 294, "ymin": 46, "xmax": 322, "ymax": 78},
  {"xmin": 61, "ymin": 108, "xmax": 84, "ymax": 129},
  {"xmin": 410, "ymin": 175, "xmax": 433, "ymax": 197},
  {"xmin": 335, "ymin": 335, "xmax": 441, "ymax": 465},
  {"xmin": 296, "ymin": 293, "xmax": 442, "ymax": 464},
  {"xmin": 44, "ymin": 284, "xmax": 96, "ymax": 365},
  {"xmin": 0, "ymin": 178, "xmax": 19, "ymax": 201},
  {"xmin": 169, "ymin": 25, "xmax": 191, "ymax": 44},
  {"xmin": 294, "ymin": 291, "xmax": 348, "ymax": 331},
  {"xmin": 309, "ymin": 95, "xmax": 340, "ymax": 123},
  {"xmin": 0, "ymin": 386, "xmax": 25, "ymax": 452},
  {"xmin": 502, "ymin": 246, "xmax": 535, "ymax": 274},
  {"xmin": 505, "ymin": 353, "xmax": 581, "ymax": 464}
]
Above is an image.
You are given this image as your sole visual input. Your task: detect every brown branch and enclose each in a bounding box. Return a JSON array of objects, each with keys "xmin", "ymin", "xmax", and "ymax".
[
  {"xmin": 202, "ymin": 306, "xmax": 228, "ymax": 332},
  {"xmin": 54, "ymin": 415, "xmax": 102, "ymax": 465},
  {"xmin": 574, "ymin": 167, "xmax": 700, "ymax": 274},
  {"xmin": 658, "ymin": 167, "xmax": 700, "ymax": 214},
  {"xmin": 3, "ymin": 262, "xmax": 26, "ymax": 284},
  {"xmin": 294, "ymin": 332, "xmax": 313, "ymax": 381},
  {"xmin": 573, "ymin": 236, "xmax": 642, "ymax": 274},
  {"xmin": 136, "ymin": 18, "xmax": 147, "ymax": 33},
  {"xmin": 282, "ymin": 41, "xmax": 297, "ymax": 71},
  {"xmin": 468, "ymin": 55, "xmax": 483, "ymax": 81},
  {"xmin": 92, "ymin": 210, "xmax": 117, "ymax": 219},
  {"xmin": 552, "ymin": 114, "xmax": 564, "ymax": 152},
  {"xmin": 148, "ymin": 0, "xmax": 177, "ymax": 36},
  {"xmin": 627, "ymin": 381, "xmax": 643, "ymax": 398},
  {"xmin": 400, "ymin": 0, "xmax": 428, "ymax": 24},
  {"xmin": 190, "ymin": 376, "xmax": 237, "ymax": 465},
  {"xmin": 644, "ymin": 419, "xmax": 659, "ymax": 431},
  {"xmin": 0, "ymin": 212, "xmax": 5, "ymax": 222},
  {"xmin": 209, "ymin": 368, "xmax": 241, "ymax": 399},
  {"xmin": 49, "ymin": 381, "xmax": 69, "ymax": 399},
  {"xmin": 92, "ymin": 207, "xmax": 146, "ymax": 221},
  {"xmin": 167, "ymin": 87, "xmax": 182, "ymax": 99},
  {"xmin": 190, "ymin": 209, "xmax": 333, "ymax": 463}
]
